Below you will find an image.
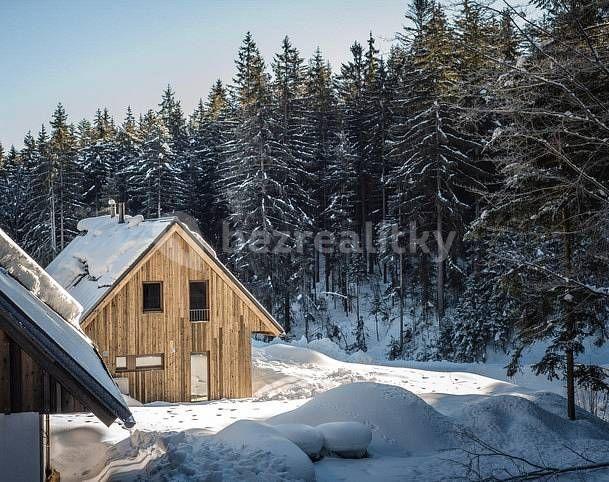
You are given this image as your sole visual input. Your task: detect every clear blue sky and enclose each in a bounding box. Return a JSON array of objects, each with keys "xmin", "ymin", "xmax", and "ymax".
[{"xmin": 0, "ymin": 0, "xmax": 407, "ymax": 149}]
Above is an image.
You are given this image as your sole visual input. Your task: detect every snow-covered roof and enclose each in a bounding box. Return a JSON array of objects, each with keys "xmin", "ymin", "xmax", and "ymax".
[
  {"xmin": 47, "ymin": 214, "xmax": 283, "ymax": 334},
  {"xmin": 0, "ymin": 229, "xmax": 82, "ymax": 325},
  {"xmin": 0, "ymin": 229, "xmax": 133, "ymax": 427},
  {"xmin": 47, "ymin": 215, "xmax": 174, "ymax": 318}
]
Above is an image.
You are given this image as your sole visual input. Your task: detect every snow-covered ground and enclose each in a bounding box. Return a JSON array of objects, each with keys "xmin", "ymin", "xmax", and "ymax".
[{"xmin": 52, "ymin": 341, "xmax": 609, "ymax": 481}]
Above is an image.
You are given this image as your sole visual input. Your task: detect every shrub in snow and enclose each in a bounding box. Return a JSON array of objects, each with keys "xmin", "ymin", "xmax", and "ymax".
[
  {"xmin": 215, "ymin": 420, "xmax": 315, "ymax": 481},
  {"xmin": 273, "ymin": 424, "xmax": 324, "ymax": 460},
  {"xmin": 317, "ymin": 422, "xmax": 372, "ymax": 458}
]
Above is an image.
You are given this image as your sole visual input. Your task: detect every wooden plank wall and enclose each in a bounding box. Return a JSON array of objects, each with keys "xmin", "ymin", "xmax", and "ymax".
[
  {"xmin": 84, "ymin": 228, "xmax": 279, "ymax": 404},
  {"xmin": 0, "ymin": 328, "xmax": 84, "ymax": 414}
]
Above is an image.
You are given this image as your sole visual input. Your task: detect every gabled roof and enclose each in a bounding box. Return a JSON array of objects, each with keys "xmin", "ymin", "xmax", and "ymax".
[
  {"xmin": 47, "ymin": 215, "xmax": 173, "ymax": 317},
  {"xmin": 0, "ymin": 229, "xmax": 134, "ymax": 427},
  {"xmin": 47, "ymin": 215, "xmax": 284, "ymax": 334}
]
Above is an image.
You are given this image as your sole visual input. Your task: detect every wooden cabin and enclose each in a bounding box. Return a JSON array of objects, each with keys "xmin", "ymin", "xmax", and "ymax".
[
  {"xmin": 0, "ymin": 228, "xmax": 133, "ymax": 482},
  {"xmin": 47, "ymin": 212, "xmax": 283, "ymax": 404}
]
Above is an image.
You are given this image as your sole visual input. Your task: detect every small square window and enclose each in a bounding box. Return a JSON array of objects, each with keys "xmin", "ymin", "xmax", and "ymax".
[
  {"xmin": 116, "ymin": 356, "xmax": 127, "ymax": 370},
  {"xmin": 143, "ymin": 282, "xmax": 162, "ymax": 312}
]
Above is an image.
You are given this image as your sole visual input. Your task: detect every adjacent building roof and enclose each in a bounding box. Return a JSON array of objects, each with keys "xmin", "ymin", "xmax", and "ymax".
[
  {"xmin": 47, "ymin": 214, "xmax": 283, "ymax": 334},
  {"xmin": 0, "ymin": 229, "xmax": 134, "ymax": 427}
]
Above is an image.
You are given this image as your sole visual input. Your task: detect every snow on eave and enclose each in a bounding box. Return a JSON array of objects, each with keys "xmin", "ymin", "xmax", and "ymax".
[
  {"xmin": 0, "ymin": 269, "xmax": 134, "ymax": 427},
  {"xmin": 0, "ymin": 229, "xmax": 83, "ymax": 325}
]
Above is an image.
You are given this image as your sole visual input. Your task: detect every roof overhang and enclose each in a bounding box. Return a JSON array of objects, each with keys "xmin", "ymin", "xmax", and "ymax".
[{"xmin": 0, "ymin": 289, "xmax": 134, "ymax": 427}]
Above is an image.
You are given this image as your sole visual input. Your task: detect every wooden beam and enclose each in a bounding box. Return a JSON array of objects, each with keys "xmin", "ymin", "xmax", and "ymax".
[{"xmin": 8, "ymin": 338, "xmax": 22, "ymax": 412}]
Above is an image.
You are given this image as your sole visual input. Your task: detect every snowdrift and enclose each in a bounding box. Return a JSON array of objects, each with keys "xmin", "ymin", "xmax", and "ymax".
[
  {"xmin": 216, "ymin": 420, "xmax": 316, "ymax": 481},
  {"xmin": 259, "ymin": 342, "xmax": 341, "ymax": 367},
  {"xmin": 269, "ymin": 382, "xmax": 460, "ymax": 455},
  {"xmin": 457, "ymin": 393, "xmax": 609, "ymax": 449}
]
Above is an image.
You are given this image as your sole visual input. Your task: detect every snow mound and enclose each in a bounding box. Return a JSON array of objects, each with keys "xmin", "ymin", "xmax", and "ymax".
[
  {"xmin": 269, "ymin": 382, "xmax": 459, "ymax": 454},
  {"xmin": 109, "ymin": 429, "xmax": 308, "ymax": 482},
  {"xmin": 215, "ymin": 420, "xmax": 315, "ymax": 481},
  {"xmin": 123, "ymin": 395, "xmax": 143, "ymax": 407},
  {"xmin": 260, "ymin": 343, "xmax": 340, "ymax": 367},
  {"xmin": 288, "ymin": 336, "xmax": 373, "ymax": 363},
  {"xmin": 273, "ymin": 424, "xmax": 324, "ymax": 459},
  {"xmin": 0, "ymin": 228, "xmax": 82, "ymax": 325},
  {"xmin": 317, "ymin": 422, "xmax": 372, "ymax": 458},
  {"xmin": 456, "ymin": 393, "xmax": 609, "ymax": 449}
]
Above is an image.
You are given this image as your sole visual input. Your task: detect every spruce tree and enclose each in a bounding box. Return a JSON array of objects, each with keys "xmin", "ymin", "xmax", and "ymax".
[
  {"xmin": 106, "ymin": 106, "xmax": 141, "ymax": 210},
  {"xmin": 49, "ymin": 103, "xmax": 82, "ymax": 252},
  {"xmin": 79, "ymin": 108, "xmax": 116, "ymax": 214},
  {"xmin": 133, "ymin": 109, "xmax": 177, "ymax": 218},
  {"xmin": 476, "ymin": 2, "xmax": 609, "ymax": 420},
  {"xmin": 27, "ymin": 125, "xmax": 57, "ymax": 263},
  {"xmin": 187, "ymin": 81, "xmax": 229, "ymax": 247},
  {"xmin": 222, "ymin": 32, "xmax": 311, "ymax": 330}
]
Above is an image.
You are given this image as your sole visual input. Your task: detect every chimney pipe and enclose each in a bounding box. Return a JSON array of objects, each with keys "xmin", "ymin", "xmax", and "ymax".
[{"xmin": 118, "ymin": 202, "xmax": 125, "ymax": 224}]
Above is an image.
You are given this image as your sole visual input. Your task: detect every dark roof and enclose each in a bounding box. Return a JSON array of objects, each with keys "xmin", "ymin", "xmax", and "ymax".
[{"xmin": 0, "ymin": 268, "xmax": 134, "ymax": 427}]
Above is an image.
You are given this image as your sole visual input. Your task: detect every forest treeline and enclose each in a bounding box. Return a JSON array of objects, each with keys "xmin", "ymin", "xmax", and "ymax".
[{"xmin": 1, "ymin": 0, "xmax": 609, "ymax": 416}]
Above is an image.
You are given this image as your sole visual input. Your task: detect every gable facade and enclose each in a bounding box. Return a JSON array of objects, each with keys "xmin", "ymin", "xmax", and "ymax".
[{"xmin": 81, "ymin": 224, "xmax": 282, "ymax": 403}]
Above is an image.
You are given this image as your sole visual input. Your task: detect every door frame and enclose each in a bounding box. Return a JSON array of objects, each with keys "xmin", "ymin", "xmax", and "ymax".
[{"xmin": 190, "ymin": 351, "xmax": 210, "ymax": 402}]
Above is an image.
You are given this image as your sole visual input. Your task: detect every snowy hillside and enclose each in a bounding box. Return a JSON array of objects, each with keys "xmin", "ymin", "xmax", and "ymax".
[{"xmin": 52, "ymin": 342, "xmax": 609, "ymax": 481}]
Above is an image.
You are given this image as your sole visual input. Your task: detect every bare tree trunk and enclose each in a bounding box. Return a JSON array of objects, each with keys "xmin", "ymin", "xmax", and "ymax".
[
  {"xmin": 59, "ymin": 163, "xmax": 65, "ymax": 250},
  {"xmin": 436, "ymin": 199, "xmax": 444, "ymax": 323},
  {"xmin": 399, "ymin": 250, "xmax": 404, "ymax": 353},
  {"xmin": 564, "ymin": 210, "xmax": 576, "ymax": 420}
]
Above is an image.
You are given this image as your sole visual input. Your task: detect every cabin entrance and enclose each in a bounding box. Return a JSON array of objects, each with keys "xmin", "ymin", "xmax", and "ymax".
[{"xmin": 190, "ymin": 352, "xmax": 209, "ymax": 401}]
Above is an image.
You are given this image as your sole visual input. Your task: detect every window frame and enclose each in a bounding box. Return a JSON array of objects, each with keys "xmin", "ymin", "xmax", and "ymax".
[
  {"xmin": 135, "ymin": 354, "xmax": 164, "ymax": 370},
  {"xmin": 114, "ymin": 354, "xmax": 165, "ymax": 372},
  {"xmin": 142, "ymin": 281, "xmax": 163, "ymax": 313},
  {"xmin": 115, "ymin": 356, "xmax": 127, "ymax": 371},
  {"xmin": 189, "ymin": 280, "xmax": 210, "ymax": 323}
]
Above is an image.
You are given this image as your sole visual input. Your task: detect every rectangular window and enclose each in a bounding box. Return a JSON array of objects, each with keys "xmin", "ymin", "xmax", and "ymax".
[
  {"xmin": 135, "ymin": 355, "xmax": 163, "ymax": 369},
  {"xmin": 115, "ymin": 356, "xmax": 127, "ymax": 370},
  {"xmin": 189, "ymin": 281, "xmax": 209, "ymax": 322},
  {"xmin": 143, "ymin": 282, "xmax": 163, "ymax": 312}
]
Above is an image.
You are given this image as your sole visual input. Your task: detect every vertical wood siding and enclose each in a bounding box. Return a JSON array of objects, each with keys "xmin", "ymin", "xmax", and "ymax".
[
  {"xmin": 0, "ymin": 328, "xmax": 85, "ymax": 414},
  {"xmin": 83, "ymin": 228, "xmax": 280, "ymax": 404}
]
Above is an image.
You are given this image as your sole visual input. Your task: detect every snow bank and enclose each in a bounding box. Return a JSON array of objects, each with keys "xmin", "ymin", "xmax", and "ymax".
[
  {"xmin": 46, "ymin": 215, "xmax": 172, "ymax": 317},
  {"xmin": 260, "ymin": 342, "xmax": 341, "ymax": 367},
  {"xmin": 273, "ymin": 424, "xmax": 324, "ymax": 459},
  {"xmin": 269, "ymin": 382, "xmax": 459, "ymax": 455},
  {"xmin": 216, "ymin": 420, "xmax": 315, "ymax": 481},
  {"xmin": 0, "ymin": 228, "xmax": 82, "ymax": 325},
  {"xmin": 105, "ymin": 428, "xmax": 311, "ymax": 482},
  {"xmin": 456, "ymin": 393, "xmax": 609, "ymax": 450},
  {"xmin": 317, "ymin": 422, "xmax": 371, "ymax": 458},
  {"xmin": 266, "ymin": 336, "xmax": 374, "ymax": 364}
]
